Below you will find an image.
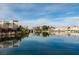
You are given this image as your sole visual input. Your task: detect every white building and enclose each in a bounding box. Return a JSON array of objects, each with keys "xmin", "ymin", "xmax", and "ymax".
[
  {"xmin": 0, "ymin": 20, "xmax": 19, "ymax": 30},
  {"xmin": 50, "ymin": 26, "xmax": 79, "ymax": 32}
]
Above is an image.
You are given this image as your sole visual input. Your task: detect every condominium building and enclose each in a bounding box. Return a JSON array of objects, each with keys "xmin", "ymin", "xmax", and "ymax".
[{"xmin": 0, "ymin": 20, "xmax": 19, "ymax": 30}]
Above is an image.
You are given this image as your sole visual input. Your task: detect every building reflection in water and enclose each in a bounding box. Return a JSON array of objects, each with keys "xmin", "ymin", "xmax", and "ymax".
[
  {"xmin": 49, "ymin": 32, "xmax": 79, "ymax": 37},
  {"xmin": 0, "ymin": 32, "xmax": 79, "ymax": 48},
  {"xmin": 33, "ymin": 32, "xmax": 79, "ymax": 37},
  {"xmin": 34, "ymin": 32, "xmax": 49, "ymax": 37},
  {"xmin": 0, "ymin": 37, "xmax": 21, "ymax": 48},
  {"xmin": 0, "ymin": 33, "xmax": 30, "ymax": 48}
]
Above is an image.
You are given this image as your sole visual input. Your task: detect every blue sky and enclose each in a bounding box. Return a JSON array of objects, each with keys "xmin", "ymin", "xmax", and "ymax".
[{"xmin": 0, "ymin": 3, "xmax": 79, "ymax": 28}]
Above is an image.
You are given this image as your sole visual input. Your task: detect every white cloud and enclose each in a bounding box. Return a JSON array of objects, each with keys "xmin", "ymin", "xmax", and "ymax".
[
  {"xmin": 19, "ymin": 18, "xmax": 68, "ymax": 29},
  {"xmin": 0, "ymin": 4, "xmax": 79, "ymax": 29},
  {"xmin": 19, "ymin": 16, "xmax": 79, "ymax": 29},
  {"xmin": 0, "ymin": 4, "xmax": 23, "ymax": 20}
]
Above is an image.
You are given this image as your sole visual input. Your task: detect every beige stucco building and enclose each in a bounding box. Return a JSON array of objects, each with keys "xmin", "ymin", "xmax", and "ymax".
[
  {"xmin": 50, "ymin": 26, "xmax": 79, "ymax": 32},
  {"xmin": 0, "ymin": 20, "xmax": 19, "ymax": 30}
]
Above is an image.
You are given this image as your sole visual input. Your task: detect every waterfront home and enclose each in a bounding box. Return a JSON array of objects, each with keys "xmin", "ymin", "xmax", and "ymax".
[
  {"xmin": 49, "ymin": 26, "xmax": 79, "ymax": 32},
  {"xmin": 58, "ymin": 26, "xmax": 79, "ymax": 32},
  {"xmin": 0, "ymin": 20, "xmax": 19, "ymax": 31},
  {"xmin": 49, "ymin": 27, "xmax": 65, "ymax": 32},
  {"xmin": 32, "ymin": 27, "xmax": 41, "ymax": 33},
  {"xmin": 66, "ymin": 26, "xmax": 79, "ymax": 32}
]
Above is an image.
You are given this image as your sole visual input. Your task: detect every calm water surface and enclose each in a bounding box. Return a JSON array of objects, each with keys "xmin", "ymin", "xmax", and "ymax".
[{"xmin": 0, "ymin": 32, "xmax": 79, "ymax": 55}]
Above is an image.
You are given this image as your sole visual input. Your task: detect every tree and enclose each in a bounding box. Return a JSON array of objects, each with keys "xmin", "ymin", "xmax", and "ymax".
[
  {"xmin": 50, "ymin": 26, "xmax": 55, "ymax": 29},
  {"xmin": 34, "ymin": 26, "xmax": 41, "ymax": 32},
  {"xmin": 42, "ymin": 25, "xmax": 49, "ymax": 30}
]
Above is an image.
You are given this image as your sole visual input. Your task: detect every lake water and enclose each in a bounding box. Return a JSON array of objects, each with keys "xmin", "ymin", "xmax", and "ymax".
[{"xmin": 0, "ymin": 32, "xmax": 79, "ymax": 55}]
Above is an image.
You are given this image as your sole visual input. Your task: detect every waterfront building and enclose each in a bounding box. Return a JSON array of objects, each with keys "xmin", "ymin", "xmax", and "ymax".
[
  {"xmin": 0, "ymin": 20, "xmax": 19, "ymax": 31},
  {"xmin": 49, "ymin": 26, "xmax": 79, "ymax": 32}
]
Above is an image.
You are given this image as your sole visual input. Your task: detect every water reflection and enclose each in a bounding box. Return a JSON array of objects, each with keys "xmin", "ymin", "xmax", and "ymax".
[
  {"xmin": 0, "ymin": 32, "xmax": 79, "ymax": 54},
  {"xmin": 0, "ymin": 33, "xmax": 30, "ymax": 48},
  {"xmin": 0, "ymin": 32, "xmax": 79, "ymax": 48},
  {"xmin": 0, "ymin": 37, "xmax": 21, "ymax": 48},
  {"xmin": 34, "ymin": 32, "xmax": 49, "ymax": 37},
  {"xmin": 33, "ymin": 32, "xmax": 79, "ymax": 37},
  {"xmin": 49, "ymin": 32, "xmax": 79, "ymax": 37}
]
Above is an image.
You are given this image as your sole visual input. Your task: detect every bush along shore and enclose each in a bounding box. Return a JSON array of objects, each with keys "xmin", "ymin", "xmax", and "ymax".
[{"xmin": 0, "ymin": 25, "xmax": 30, "ymax": 37}]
